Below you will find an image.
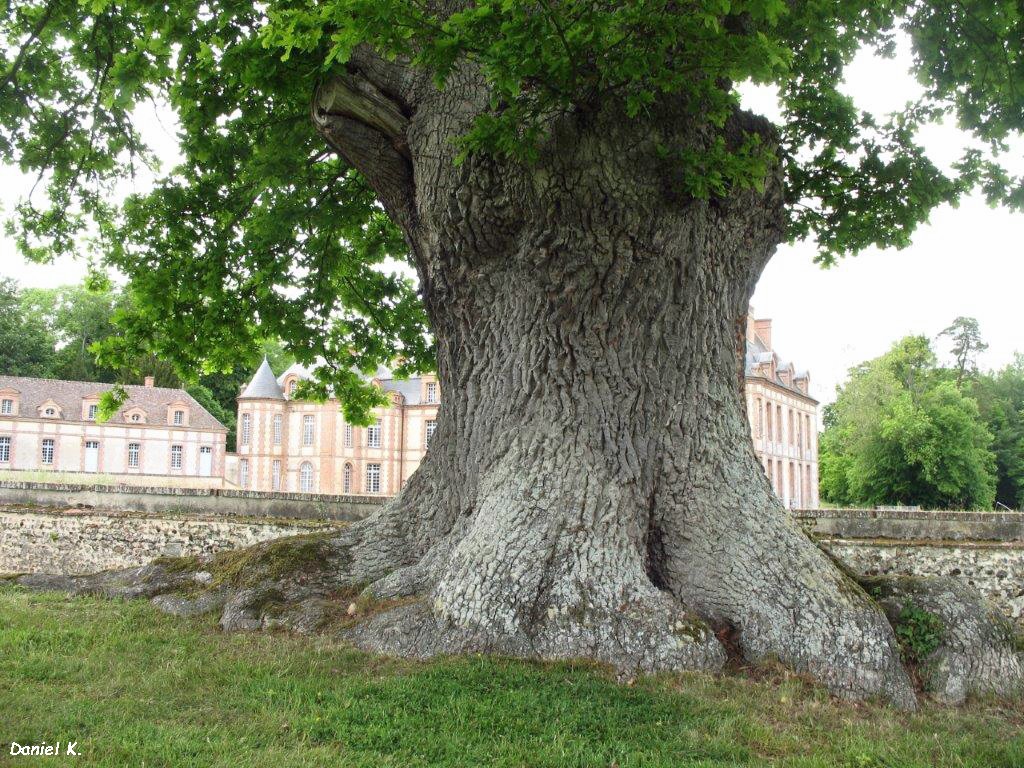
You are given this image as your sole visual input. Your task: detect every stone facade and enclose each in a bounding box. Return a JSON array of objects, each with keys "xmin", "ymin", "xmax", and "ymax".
[
  {"xmin": 0, "ymin": 375, "xmax": 228, "ymax": 485},
  {"xmin": 233, "ymin": 360, "xmax": 439, "ymax": 495},
  {"xmin": 744, "ymin": 312, "xmax": 819, "ymax": 508}
]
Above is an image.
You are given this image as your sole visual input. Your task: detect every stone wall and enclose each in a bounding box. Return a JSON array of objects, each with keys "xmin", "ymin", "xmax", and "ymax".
[
  {"xmin": 0, "ymin": 480, "xmax": 385, "ymax": 521},
  {"xmin": 2, "ymin": 502, "xmax": 1021, "ymax": 628},
  {"xmin": 795, "ymin": 508, "xmax": 1024, "ymax": 625},
  {"xmin": 0, "ymin": 506, "xmax": 341, "ymax": 575}
]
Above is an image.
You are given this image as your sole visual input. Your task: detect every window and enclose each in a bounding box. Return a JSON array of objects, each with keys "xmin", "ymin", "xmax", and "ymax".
[
  {"xmin": 300, "ymin": 461, "xmax": 314, "ymax": 492},
  {"xmin": 271, "ymin": 460, "xmax": 282, "ymax": 491},
  {"xmin": 303, "ymin": 415, "xmax": 315, "ymax": 446},
  {"xmin": 87, "ymin": 404, "xmax": 98, "ymax": 420},
  {"xmin": 0, "ymin": 436, "xmax": 9, "ymax": 462},
  {"xmin": 344, "ymin": 424, "xmax": 353, "ymax": 449},
  {"xmin": 343, "ymin": 463, "xmax": 353, "ymax": 494},
  {"xmin": 425, "ymin": 381, "xmax": 438, "ymax": 403},
  {"xmin": 288, "ymin": 379, "xmax": 298, "ymax": 397},
  {"xmin": 425, "ymin": 419, "xmax": 437, "ymax": 448},
  {"xmin": 365, "ymin": 463, "xmax": 381, "ymax": 494},
  {"xmin": 240, "ymin": 458, "xmax": 250, "ymax": 488},
  {"xmin": 44, "ymin": 408, "xmax": 56, "ymax": 417},
  {"xmin": 127, "ymin": 443, "xmax": 140, "ymax": 468},
  {"xmin": 173, "ymin": 410, "xmax": 185, "ymax": 426},
  {"xmin": 132, "ymin": 414, "xmax": 141, "ymax": 422},
  {"xmin": 273, "ymin": 414, "xmax": 282, "ymax": 445},
  {"xmin": 241, "ymin": 413, "xmax": 252, "ymax": 446},
  {"xmin": 41, "ymin": 439, "xmax": 54, "ymax": 465},
  {"xmin": 367, "ymin": 419, "xmax": 382, "ymax": 448},
  {"xmin": 0, "ymin": 399, "xmax": 12, "ymax": 415},
  {"xmin": 170, "ymin": 444, "xmax": 183, "ymax": 469}
]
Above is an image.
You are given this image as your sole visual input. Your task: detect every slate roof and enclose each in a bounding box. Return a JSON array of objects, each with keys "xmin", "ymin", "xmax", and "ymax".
[
  {"xmin": 0, "ymin": 375, "xmax": 227, "ymax": 430},
  {"xmin": 238, "ymin": 358, "xmax": 286, "ymax": 400},
  {"xmin": 744, "ymin": 335, "xmax": 816, "ymax": 402},
  {"xmin": 273, "ymin": 362, "xmax": 431, "ymax": 405}
]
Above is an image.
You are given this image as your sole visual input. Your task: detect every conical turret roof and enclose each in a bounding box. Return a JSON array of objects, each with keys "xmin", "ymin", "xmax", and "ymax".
[{"xmin": 239, "ymin": 358, "xmax": 285, "ymax": 400}]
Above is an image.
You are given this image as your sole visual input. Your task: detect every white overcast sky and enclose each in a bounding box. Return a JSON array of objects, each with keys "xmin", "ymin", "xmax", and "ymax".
[{"xmin": 1, "ymin": 36, "xmax": 1021, "ymax": 406}]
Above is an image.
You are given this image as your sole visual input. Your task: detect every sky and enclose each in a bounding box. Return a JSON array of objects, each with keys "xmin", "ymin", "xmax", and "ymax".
[{"xmin": 1, "ymin": 37, "xmax": 1022, "ymax": 407}]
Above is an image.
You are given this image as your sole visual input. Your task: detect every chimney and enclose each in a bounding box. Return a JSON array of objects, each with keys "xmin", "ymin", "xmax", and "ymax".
[
  {"xmin": 144, "ymin": 376, "xmax": 155, "ymax": 388},
  {"xmin": 753, "ymin": 318, "xmax": 772, "ymax": 351}
]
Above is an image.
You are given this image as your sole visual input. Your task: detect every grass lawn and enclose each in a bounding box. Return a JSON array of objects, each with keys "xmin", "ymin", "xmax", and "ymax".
[{"xmin": 0, "ymin": 586, "xmax": 1021, "ymax": 767}]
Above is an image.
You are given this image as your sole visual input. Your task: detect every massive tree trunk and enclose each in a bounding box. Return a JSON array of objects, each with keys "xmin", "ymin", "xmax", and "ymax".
[{"xmin": 289, "ymin": 56, "xmax": 917, "ymax": 706}]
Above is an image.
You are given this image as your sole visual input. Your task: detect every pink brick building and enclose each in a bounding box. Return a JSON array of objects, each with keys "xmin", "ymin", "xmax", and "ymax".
[
  {"xmin": 744, "ymin": 312, "xmax": 819, "ymax": 508},
  {"xmin": 0, "ymin": 376, "xmax": 228, "ymax": 484},
  {"xmin": 233, "ymin": 360, "xmax": 439, "ymax": 495}
]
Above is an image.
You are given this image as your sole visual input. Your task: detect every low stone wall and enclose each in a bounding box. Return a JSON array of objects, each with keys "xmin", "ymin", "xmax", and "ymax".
[
  {"xmin": 0, "ymin": 506, "xmax": 341, "ymax": 576},
  {"xmin": 0, "ymin": 480, "xmax": 385, "ymax": 521},
  {"xmin": 795, "ymin": 507, "xmax": 1024, "ymax": 625},
  {"xmin": 820, "ymin": 538, "xmax": 1023, "ymax": 623},
  {"xmin": 3, "ymin": 502, "xmax": 1021, "ymax": 627},
  {"xmin": 794, "ymin": 507, "xmax": 1024, "ymax": 542}
]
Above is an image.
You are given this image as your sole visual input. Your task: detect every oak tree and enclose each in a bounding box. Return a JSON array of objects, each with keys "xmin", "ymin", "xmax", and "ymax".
[{"xmin": 4, "ymin": 0, "xmax": 1024, "ymax": 706}]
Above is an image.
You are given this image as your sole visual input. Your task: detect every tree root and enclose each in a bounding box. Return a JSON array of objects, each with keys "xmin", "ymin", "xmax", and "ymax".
[
  {"xmin": 864, "ymin": 575, "xmax": 1024, "ymax": 704},
  {"xmin": 12, "ymin": 531, "xmax": 1023, "ymax": 708}
]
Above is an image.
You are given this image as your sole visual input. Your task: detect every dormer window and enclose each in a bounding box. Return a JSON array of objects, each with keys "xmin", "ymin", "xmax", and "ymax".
[
  {"xmin": 88, "ymin": 404, "xmax": 98, "ymax": 420},
  {"xmin": 38, "ymin": 400, "xmax": 62, "ymax": 419},
  {"xmin": 288, "ymin": 379, "xmax": 298, "ymax": 397},
  {"xmin": 425, "ymin": 381, "xmax": 438, "ymax": 403},
  {"xmin": 0, "ymin": 389, "xmax": 19, "ymax": 416},
  {"xmin": 124, "ymin": 407, "xmax": 147, "ymax": 424},
  {"xmin": 166, "ymin": 402, "xmax": 189, "ymax": 427}
]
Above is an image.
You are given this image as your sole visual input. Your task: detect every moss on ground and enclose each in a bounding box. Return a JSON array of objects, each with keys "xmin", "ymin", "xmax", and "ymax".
[{"xmin": 205, "ymin": 533, "xmax": 337, "ymax": 589}]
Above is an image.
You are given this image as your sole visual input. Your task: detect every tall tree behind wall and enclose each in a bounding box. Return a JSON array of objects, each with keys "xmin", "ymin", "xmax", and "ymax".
[
  {"xmin": 820, "ymin": 335, "xmax": 997, "ymax": 510},
  {"xmin": 19, "ymin": 284, "xmax": 120, "ymax": 382},
  {"xmin": 970, "ymin": 356, "xmax": 1024, "ymax": 510},
  {"xmin": 0, "ymin": 278, "xmax": 57, "ymax": 377}
]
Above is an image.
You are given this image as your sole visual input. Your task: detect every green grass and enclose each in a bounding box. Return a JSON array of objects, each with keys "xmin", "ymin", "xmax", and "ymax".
[{"xmin": 0, "ymin": 587, "xmax": 1021, "ymax": 768}]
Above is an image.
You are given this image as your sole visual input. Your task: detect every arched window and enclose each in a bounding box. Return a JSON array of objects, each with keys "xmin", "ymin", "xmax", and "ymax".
[
  {"xmin": 288, "ymin": 379, "xmax": 298, "ymax": 397},
  {"xmin": 343, "ymin": 462, "xmax": 353, "ymax": 494},
  {"xmin": 299, "ymin": 461, "xmax": 314, "ymax": 493}
]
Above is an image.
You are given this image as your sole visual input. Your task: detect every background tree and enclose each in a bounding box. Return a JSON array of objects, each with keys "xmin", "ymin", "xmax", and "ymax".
[
  {"xmin": 0, "ymin": 278, "xmax": 56, "ymax": 377},
  {"xmin": 820, "ymin": 336, "xmax": 996, "ymax": 510},
  {"xmin": 940, "ymin": 316, "xmax": 989, "ymax": 386},
  {"xmin": 971, "ymin": 356, "xmax": 1024, "ymax": 510},
  {"xmin": 20, "ymin": 284, "xmax": 121, "ymax": 382},
  {"xmin": 5, "ymin": 0, "xmax": 1024, "ymax": 706}
]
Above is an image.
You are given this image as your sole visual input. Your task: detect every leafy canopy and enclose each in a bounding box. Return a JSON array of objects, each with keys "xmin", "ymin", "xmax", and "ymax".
[
  {"xmin": 819, "ymin": 335, "xmax": 997, "ymax": 510},
  {"xmin": 2, "ymin": 1, "xmax": 1022, "ymax": 414}
]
